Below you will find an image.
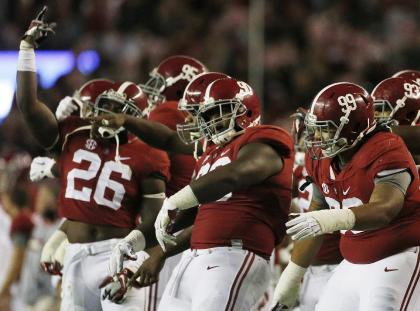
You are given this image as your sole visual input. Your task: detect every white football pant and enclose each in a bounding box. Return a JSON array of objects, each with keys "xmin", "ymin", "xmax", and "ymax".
[
  {"xmin": 316, "ymin": 247, "xmax": 420, "ymax": 311},
  {"xmin": 158, "ymin": 247, "xmax": 270, "ymax": 311}
]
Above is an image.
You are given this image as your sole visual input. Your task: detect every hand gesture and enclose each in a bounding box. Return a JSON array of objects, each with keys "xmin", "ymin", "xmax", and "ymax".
[{"xmin": 23, "ymin": 6, "xmax": 56, "ymax": 47}]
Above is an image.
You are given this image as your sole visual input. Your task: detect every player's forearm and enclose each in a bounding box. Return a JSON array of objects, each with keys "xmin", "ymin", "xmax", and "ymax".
[
  {"xmin": 290, "ymin": 236, "xmax": 323, "ymax": 268},
  {"xmin": 124, "ymin": 116, "xmax": 193, "ymax": 154},
  {"xmin": 190, "ymin": 165, "xmax": 241, "ymax": 203},
  {"xmin": 16, "ymin": 68, "xmax": 58, "ymax": 149},
  {"xmin": 161, "ymin": 226, "xmax": 193, "ymax": 258},
  {"xmin": 351, "ymin": 202, "xmax": 402, "ymax": 230},
  {"xmin": 190, "ymin": 158, "xmax": 279, "ymax": 204}
]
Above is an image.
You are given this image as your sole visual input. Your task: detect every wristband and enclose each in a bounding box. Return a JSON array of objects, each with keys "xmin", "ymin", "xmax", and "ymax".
[
  {"xmin": 168, "ymin": 185, "xmax": 199, "ymax": 210},
  {"xmin": 18, "ymin": 40, "xmax": 36, "ymax": 72},
  {"xmin": 311, "ymin": 208, "xmax": 356, "ymax": 233}
]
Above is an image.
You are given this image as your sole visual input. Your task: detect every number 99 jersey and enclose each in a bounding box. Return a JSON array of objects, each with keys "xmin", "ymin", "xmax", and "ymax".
[
  {"xmin": 57, "ymin": 116, "xmax": 170, "ymax": 228},
  {"xmin": 306, "ymin": 131, "xmax": 420, "ymax": 264}
]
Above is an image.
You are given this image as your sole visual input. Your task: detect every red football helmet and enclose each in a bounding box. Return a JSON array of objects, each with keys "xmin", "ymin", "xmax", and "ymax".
[
  {"xmin": 73, "ymin": 79, "xmax": 114, "ymax": 117},
  {"xmin": 305, "ymin": 82, "xmax": 376, "ymax": 159},
  {"xmin": 178, "ymin": 72, "xmax": 230, "ymax": 114},
  {"xmin": 392, "ymin": 70, "xmax": 420, "ymax": 86},
  {"xmin": 195, "ymin": 78, "xmax": 261, "ymax": 145},
  {"xmin": 371, "ymin": 77, "xmax": 420, "ymax": 126},
  {"xmin": 176, "ymin": 72, "xmax": 230, "ymax": 144},
  {"xmin": 140, "ymin": 55, "xmax": 207, "ymax": 106},
  {"xmin": 94, "ymin": 81, "xmax": 149, "ymax": 118}
]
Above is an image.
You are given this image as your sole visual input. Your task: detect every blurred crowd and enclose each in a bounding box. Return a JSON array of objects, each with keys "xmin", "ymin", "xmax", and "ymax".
[
  {"xmin": 0, "ymin": 0, "xmax": 419, "ymax": 155},
  {"xmin": 0, "ymin": 0, "xmax": 418, "ymax": 309}
]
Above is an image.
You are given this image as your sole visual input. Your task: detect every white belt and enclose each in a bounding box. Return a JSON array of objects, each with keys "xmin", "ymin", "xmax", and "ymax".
[{"xmin": 191, "ymin": 246, "xmax": 247, "ymax": 256}]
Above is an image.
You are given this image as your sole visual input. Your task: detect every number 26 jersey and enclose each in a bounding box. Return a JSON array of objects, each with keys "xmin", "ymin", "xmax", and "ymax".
[{"xmin": 57, "ymin": 116, "xmax": 170, "ymax": 229}]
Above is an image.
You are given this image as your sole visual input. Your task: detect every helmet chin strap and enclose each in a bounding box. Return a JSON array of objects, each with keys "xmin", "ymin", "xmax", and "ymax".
[{"xmin": 98, "ymin": 126, "xmax": 123, "ymax": 163}]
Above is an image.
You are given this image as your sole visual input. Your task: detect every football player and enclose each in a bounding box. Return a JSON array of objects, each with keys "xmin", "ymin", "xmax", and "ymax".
[
  {"xmin": 272, "ymin": 82, "xmax": 420, "ymax": 310},
  {"xmin": 16, "ymin": 7, "xmax": 170, "ymax": 310},
  {"xmin": 29, "ymin": 78, "xmax": 115, "ymax": 184},
  {"xmin": 289, "ymin": 109, "xmax": 342, "ymax": 311},
  {"xmin": 102, "ymin": 58, "xmax": 209, "ymax": 310},
  {"xmin": 387, "ymin": 70, "xmax": 420, "ymax": 160},
  {"xmin": 94, "ymin": 77, "xmax": 294, "ymax": 310}
]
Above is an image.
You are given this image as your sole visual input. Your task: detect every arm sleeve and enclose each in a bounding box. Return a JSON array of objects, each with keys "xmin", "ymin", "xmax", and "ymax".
[{"xmin": 374, "ymin": 170, "xmax": 412, "ymax": 196}]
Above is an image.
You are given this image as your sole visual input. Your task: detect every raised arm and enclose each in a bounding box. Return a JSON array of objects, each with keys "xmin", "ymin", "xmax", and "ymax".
[{"xmin": 16, "ymin": 7, "xmax": 58, "ymax": 149}]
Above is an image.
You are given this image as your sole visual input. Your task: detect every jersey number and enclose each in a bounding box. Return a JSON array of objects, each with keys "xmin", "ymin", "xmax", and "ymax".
[{"xmin": 65, "ymin": 149, "xmax": 132, "ymax": 210}]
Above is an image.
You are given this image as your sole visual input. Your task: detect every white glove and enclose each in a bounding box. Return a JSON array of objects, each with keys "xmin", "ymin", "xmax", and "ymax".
[
  {"xmin": 40, "ymin": 230, "xmax": 67, "ymax": 275},
  {"xmin": 154, "ymin": 198, "xmax": 178, "ymax": 251},
  {"xmin": 286, "ymin": 209, "xmax": 356, "ymax": 241},
  {"xmin": 53, "ymin": 238, "xmax": 68, "ymax": 266},
  {"xmin": 55, "ymin": 96, "xmax": 79, "ymax": 121},
  {"xmin": 108, "ymin": 230, "xmax": 145, "ymax": 276},
  {"xmin": 29, "ymin": 157, "xmax": 56, "ymax": 181},
  {"xmin": 286, "ymin": 213, "xmax": 321, "ymax": 240},
  {"xmin": 100, "ymin": 268, "xmax": 135, "ymax": 303},
  {"xmin": 271, "ymin": 261, "xmax": 306, "ymax": 310}
]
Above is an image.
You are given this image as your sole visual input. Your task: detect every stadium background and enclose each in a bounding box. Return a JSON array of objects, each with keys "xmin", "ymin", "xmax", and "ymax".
[
  {"xmin": 0, "ymin": 0, "xmax": 419, "ymax": 157},
  {"xmin": 0, "ymin": 1, "xmax": 418, "ymax": 309}
]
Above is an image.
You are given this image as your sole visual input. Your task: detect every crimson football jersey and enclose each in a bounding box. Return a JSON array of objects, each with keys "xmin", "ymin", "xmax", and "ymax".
[
  {"xmin": 306, "ymin": 131, "xmax": 420, "ymax": 264},
  {"xmin": 148, "ymin": 101, "xmax": 196, "ymax": 196},
  {"xmin": 190, "ymin": 125, "xmax": 294, "ymax": 258},
  {"xmin": 293, "ymin": 165, "xmax": 342, "ymax": 264},
  {"xmin": 57, "ymin": 116, "xmax": 170, "ymax": 228}
]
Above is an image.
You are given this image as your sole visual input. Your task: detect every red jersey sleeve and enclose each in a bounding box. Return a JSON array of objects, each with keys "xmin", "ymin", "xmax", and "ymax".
[
  {"xmin": 351, "ymin": 132, "xmax": 415, "ymax": 178},
  {"xmin": 132, "ymin": 142, "xmax": 171, "ymax": 182},
  {"xmin": 234, "ymin": 125, "xmax": 294, "ymax": 159},
  {"xmin": 57, "ymin": 116, "xmax": 91, "ymax": 150}
]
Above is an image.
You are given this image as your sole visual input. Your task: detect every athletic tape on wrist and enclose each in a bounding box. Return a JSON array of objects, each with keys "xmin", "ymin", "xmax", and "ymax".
[
  {"xmin": 18, "ymin": 41, "xmax": 36, "ymax": 72},
  {"xmin": 168, "ymin": 185, "xmax": 199, "ymax": 210}
]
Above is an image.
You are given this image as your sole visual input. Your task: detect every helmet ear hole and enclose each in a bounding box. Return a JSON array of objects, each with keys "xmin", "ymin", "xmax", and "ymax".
[{"xmin": 246, "ymin": 110, "xmax": 252, "ymax": 117}]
